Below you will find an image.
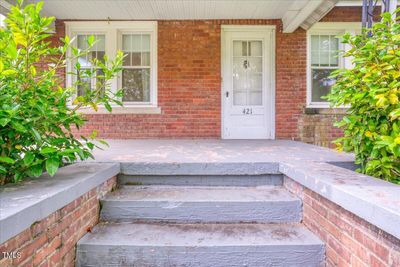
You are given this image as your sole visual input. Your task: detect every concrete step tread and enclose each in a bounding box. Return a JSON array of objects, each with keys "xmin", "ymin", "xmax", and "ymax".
[
  {"xmin": 104, "ymin": 185, "xmax": 299, "ymax": 202},
  {"xmin": 78, "ymin": 222, "xmax": 323, "ymax": 247}
]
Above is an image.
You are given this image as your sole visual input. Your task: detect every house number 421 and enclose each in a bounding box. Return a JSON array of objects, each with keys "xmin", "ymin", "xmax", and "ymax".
[{"xmin": 242, "ymin": 108, "xmax": 253, "ymax": 115}]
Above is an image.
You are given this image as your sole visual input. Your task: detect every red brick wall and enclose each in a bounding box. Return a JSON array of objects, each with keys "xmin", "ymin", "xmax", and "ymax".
[
  {"xmin": 284, "ymin": 176, "xmax": 400, "ymax": 267},
  {"xmin": 298, "ymin": 109, "xmax": 345, "ymax": 147},
  {"xmin": 275, "ymin": 26, "xmax": 306, "ymax": 140},
  {"xmin": 72, "ymin": 19, "xmax": 306, "ymax": 139},
  {"xmin": 0, "ymin": 176, "xmax": 117, "ymax": 267},
  {"xmin": 58, "ymin": 7, "xmax": 364, "ymax": 143},
  {"xmin": 35, "ymin": 20, "xmax": 66, "ymax": 89},
  {"xmin": 77, "ymin": 20, "xmax": 222, "ymax": 138},
  {"xmin": 321, "ymin": 6, "xmax": 381, "ymax": 22}
]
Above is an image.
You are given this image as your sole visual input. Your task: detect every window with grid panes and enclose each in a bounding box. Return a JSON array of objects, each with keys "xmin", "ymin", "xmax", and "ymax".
[
  {"xmin": 121, "ymin": 34, "xmax": 151, "ymax": 103},
  {"xmin": 66, "ymin": 22, "xmax": 157, "ymax": 108},
  {"xmin": 232, "ymin": 40, "xmax": 263, "ymax": 106},
  {"xmin": 76, "ymin": 34, "xmax": 106, "ymax": 97},
  {"xmin": 310, "ymin": 34, "xmax": 340, "ymax": 103}
]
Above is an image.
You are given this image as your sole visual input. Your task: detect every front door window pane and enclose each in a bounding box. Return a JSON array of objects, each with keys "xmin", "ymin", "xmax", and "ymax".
[
  {"xmin": 232, "ymin": 40, "xmax": 263, "ymax": 106},
  {"xmin": 249, "ymin": 41, "xmax": 262, "ymax": 56}
]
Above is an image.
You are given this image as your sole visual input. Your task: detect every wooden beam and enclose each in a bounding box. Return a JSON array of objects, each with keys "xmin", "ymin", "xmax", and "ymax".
[
  {"xmin": 300, "ymin": 0, "xmax": 339, "ymax": 30},
  {"xmin": 283, "ymin": 0, "xmax": 323, "ymax": 33},
  {"xmin": 282, "ymin": 0, "xmax": 339, "ymax": 33},
  {"xmin": 0, "ymin": 0, "xmax": 12, "ymax": 16}
]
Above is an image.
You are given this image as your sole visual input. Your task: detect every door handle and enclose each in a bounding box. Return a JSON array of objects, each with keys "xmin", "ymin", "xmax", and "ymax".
[{"xmin": 226, "ymin": 91, "xmax": 229, "ymax": 97}]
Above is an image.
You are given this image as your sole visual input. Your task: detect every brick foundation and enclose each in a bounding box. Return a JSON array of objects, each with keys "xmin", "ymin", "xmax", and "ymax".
[
  {"xmin": 0, "ymin": 176, "xmax": 117, "ymax": 267},
  {"xmin": 298, "ymin": 108, "xmax": 345, "ymax": 147},
  {"xmin": 284, "ymin": 176, "xmax": 400, "ymax": 267}
]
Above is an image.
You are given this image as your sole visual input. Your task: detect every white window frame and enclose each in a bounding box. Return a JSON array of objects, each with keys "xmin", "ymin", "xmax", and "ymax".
[
  {"xmin": 118, "ymin": 30, "xmax": 154, "ymax": 105},
  {"xmin": 66, "ymin": 21, "xmax": 159, "ymax": 113},
  {"xmin": 0, "ymin": 14, "xmax": 5, "ymax": 28},
  {"xmin": 73, "ymin": 33, "xmax": 108, "ymax": 98},
  {"xmin": 307, "ymin": 22, "xmax": 361, "ymax": 108}
]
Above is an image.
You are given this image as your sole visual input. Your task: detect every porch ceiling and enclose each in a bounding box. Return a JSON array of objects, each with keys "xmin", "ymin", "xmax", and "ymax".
[{"xmin": 9, "ymin": 0, "xmax": 342, "ymax": 33}]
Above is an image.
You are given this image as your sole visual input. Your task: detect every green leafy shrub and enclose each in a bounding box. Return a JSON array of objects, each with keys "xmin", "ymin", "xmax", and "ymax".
[
  {"xmin": 0, "ymin": 1, "xmax": 124, "ymax": 184},
  {"xmin": 327, "ymin": 11, "xmax": 400, "ymax": 183}
]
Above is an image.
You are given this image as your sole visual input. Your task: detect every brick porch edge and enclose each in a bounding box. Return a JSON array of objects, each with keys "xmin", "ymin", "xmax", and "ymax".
[
  {"xmin": 285, "ymin": 177, "xmax": 400, "ymax": 266},
  {"xmin": 0, "ymin": 163, "xmax": 119, "ymax": 267},
  {"xmin": 280, "ymin": 161, "xmax": 400, "ymax": 267}
]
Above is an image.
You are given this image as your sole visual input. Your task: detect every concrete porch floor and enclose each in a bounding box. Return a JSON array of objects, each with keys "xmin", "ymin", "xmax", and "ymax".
[{"xmin": 91, "ymin": 139, "xmax": 354, "ymax": 164}]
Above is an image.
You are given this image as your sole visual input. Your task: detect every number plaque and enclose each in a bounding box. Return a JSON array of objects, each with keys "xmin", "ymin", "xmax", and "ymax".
[{"xmin": 242, "ymin": 108, "xmax": 253, "ymax": 115}]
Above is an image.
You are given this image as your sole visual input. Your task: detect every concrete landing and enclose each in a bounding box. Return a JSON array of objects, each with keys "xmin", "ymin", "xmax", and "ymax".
[
  {"xmin": 100, "ymin": 185, "xmax": 302, "ymax": 223},
  {"xmin": 91, "ymin": 139, "xmax": 353, "ymax": 164},
  {"xmin": 76, "ymin": 222, "xmax": 325, "ymax": 267}
]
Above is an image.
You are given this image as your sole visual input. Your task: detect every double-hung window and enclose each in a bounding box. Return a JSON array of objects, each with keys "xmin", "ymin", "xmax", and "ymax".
[
  {"xmin": 76, "ymin": 34, "xmax": 106, "ymax": 97},
  {"xmin": 310, "ymin": 34, "xmax": 340, "ymax": 104},
  {"xmin": 307, "ymin": 23, "xmax": 361, "ymax": 108},
  {"xmin": 121, "ymin": 33, "xmax": 151, "ymax": 103},
  {"xmin": 66, "ymin": 22, "xmax": 158, "ymax": 112}
]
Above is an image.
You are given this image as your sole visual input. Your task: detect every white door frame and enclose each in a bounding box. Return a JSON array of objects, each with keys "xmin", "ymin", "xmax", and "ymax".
[{"xmin": 221, "ymin": 25, "xmax": 276, "ymax": 139}]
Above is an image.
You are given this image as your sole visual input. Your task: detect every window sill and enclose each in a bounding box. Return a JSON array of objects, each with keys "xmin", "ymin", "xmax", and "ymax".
[
  {"xmin": 305, "ymin": 106, "xmax": 347, "ymax": 115},
  {"xmin": 78, "ymin": 106, "xmax": 162, "ymax": 114}
]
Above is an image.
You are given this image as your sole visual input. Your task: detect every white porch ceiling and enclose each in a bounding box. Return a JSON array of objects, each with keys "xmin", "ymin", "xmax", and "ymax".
[
  {"xmin": 2, "ymin": 0, "xmax": 348, "ymax": 32},
  {"xmin": 26, "ymin": 0, "xmax": 315, "ymax": 20}
]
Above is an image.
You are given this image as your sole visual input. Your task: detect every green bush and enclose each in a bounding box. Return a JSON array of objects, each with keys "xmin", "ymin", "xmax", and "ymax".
[
  {"xmin": 327, "ymin": 11, "xmax": 400, "ymax": 183},
  {"xmin": 0, "ymin": 1, "xmax": 123, "ymax": 184}
]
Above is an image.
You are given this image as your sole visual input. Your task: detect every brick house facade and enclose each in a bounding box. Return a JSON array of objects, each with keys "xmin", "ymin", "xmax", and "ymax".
[{"xmin": 49, "ymin": 5, "xmax": 371, "ymax": 146}]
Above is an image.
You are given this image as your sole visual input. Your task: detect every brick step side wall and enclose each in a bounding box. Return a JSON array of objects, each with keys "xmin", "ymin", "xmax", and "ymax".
[
  {"xmin": 0, "ymin": 176, "xmax": 117, "ymax": 267},
  {"xmin": 284, "ymin": 176, "xmax": 400, "ymax": 267}
]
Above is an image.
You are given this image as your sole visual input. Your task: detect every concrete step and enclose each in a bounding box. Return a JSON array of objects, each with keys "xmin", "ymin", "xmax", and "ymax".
[
  {"xmin": 100, "ymin": 185, "xmax": 301, "ymax": 223},
  {"xmin": 118, "ymin": 174, "xmax": 283, "ymax": 186},
  {"xmin": 76, "ymin": 222, "xmax": 325, "ymax": 267},
  {"xmin": 120, "ymin": 162, "xmax": 280, "ymax": 176},
  {"xmin": 119, "ymin": 162, "xmax": 283, "ymax": 186}
]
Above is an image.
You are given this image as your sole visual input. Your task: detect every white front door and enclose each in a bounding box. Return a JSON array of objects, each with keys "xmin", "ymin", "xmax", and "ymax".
[{"xmin": 221, "ymin": 26, "xmax": 275, "ymax": 139}]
